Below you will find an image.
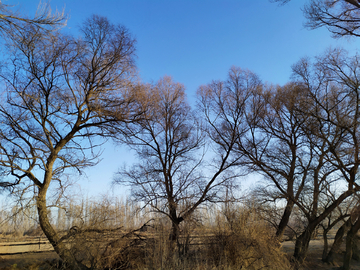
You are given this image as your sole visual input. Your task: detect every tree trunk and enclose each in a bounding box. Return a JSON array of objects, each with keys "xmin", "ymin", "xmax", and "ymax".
[
  {"xmin": 343, "ymin": 218, "xmax": 360, "ymax": 270},
  {"xmin": 352, "ymin": 236, "xmax": 360, "ymax": 261},
  {"xmin": 276, "ymin": 199, "xmax": 294, "ymax": 239},
  {"xmin": 326, "ymin": 218, "xmax": 351, "ymax": 264},
  {"xmin": 37, "ymin": 188, "xmax": 87, "ymax": 270},
  {"xmin": 344, "ymin": 231, "xmax": 354, "ymax": 270},
  {"xmin": 322, "ymin": 229, "xmax": 329, "ymax": 262},
  {"xmin": 294, "ymin": 227, "xmax": 314, "ymax": 265},
  {"xmin": 293, "ymin": 189, "xmax": 356, "ymax": 266},
  {"xmin": 168, "ymin": 202, "xmax": 184, "ymax": 243},
  {"xmin": 169, "ymin": 220, "xmax": 180, "ymax": 242}
]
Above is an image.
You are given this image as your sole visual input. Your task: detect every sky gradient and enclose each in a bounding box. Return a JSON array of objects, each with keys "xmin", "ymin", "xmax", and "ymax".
[{"xmin": 7, "ymin": 0, "xmax": 360, "ymax": 196}]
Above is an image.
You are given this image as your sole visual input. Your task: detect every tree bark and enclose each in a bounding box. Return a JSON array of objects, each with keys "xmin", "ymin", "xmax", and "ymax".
[
  {"xmin": 326, "ymin": 218, "xmax": 351, "ymax": 264},
  {"xmin": 344, "ymin": 231, "xmax": 354, "ymax": 270},
  {"xmin": 37, "ymin": 188, "xmax": 88, "ymax": 270},
  {"xmin": 276, "ymin": 200, "xmax": 294, "ymax": 239},
  {"xmin": 169, "ymin": 220, "xmax": 180, "ymax": 242},
  {"xmin": 294, "ymin": 226, "xmax": 314, "ymax": 265},
  {"xmin": 293, "ymin": 189, "xmax": 356, "ymax": 265},
  {"xmin": 343, "ymin": 218, "xmax": 360, "ymax": 270},
  {"xmin": 322, "ymin": 228, "xmax": 329, "ymax": 262}
]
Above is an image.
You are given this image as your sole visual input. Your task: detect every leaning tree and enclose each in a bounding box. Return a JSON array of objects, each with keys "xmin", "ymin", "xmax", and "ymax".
[{"xmin": 0, "ymin": 15, "xmax": 141, "ymax": 269}]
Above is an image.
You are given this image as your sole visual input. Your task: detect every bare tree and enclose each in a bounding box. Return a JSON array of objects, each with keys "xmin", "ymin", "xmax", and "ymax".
[
  {"xmin": 116, "ymin": 76, "xmax": 204, "ymax": 242},
  {"xmin": 204, "ymin": 55, "xmax": 360, "ymax": 266},
  {"xmin": 198, "ymin": 67, "xmax": 311, "ymax": 242},
  {"xmin": 288, "ymin": 48, "xmax": 360, "ymax": 266},
  {"xmin": 115, "ymin": 76, "xmax": 241, "ymax": 242},
  {"xmin": 271, "ymin": 0, "xmax": 360, "ymax": 38},
  {"xmin": 319, "ymin": 190, "xmax": 354, "ymax": 262},
  {"xmin": 251, "ymin": 83, "xmax": 315, "ymax": 239},
  {"xmin": 0, "ymin": 15, "xmax": 140, "ymax": 269},
  {"xmin": 0, "ymin": 1, "xmax": 66, "ymax": 37},
  {"xmin": 203, "ymin": 68, "xmax": 318, "ymax": 240},
  {"xmin": 229, "ymin": 76, "xmax": 343, "ymax": 258}
]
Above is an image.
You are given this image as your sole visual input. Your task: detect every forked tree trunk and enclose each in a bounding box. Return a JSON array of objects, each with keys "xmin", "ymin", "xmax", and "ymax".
[
  {"xmin": 293, "ymin": 190, "xmax": 356, "ymax": 266},
  {"xmin": 168, "ymin": 202, "xmax": 184, "ymax": 243},
  {"xmin": 37, "ymin": 188, "xmax": 87, "ymax": 270}
]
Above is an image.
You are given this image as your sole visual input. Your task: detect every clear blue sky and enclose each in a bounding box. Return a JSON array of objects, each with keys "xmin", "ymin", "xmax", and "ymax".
[{"xmin": 7, "ymin": 0, "xmax": 360, "ymax": 196}]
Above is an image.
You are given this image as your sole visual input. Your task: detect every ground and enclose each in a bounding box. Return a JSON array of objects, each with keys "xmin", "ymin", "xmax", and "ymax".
[
  {"xmin": 0, "ymin": 238, "xmax": 58, "ymax": 269},
  {"xmin": 1, "ymin": 237, "xmax": 360, "ymax": 269},
  {"xmin": 282, "ymin": 239, "xmax": 360, "ymax": 270}
]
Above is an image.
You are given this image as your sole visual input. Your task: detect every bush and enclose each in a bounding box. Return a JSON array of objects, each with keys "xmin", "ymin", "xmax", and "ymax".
[{"xmin": 204, "ymin": 207, "xmax": 291, "ymax": 270}]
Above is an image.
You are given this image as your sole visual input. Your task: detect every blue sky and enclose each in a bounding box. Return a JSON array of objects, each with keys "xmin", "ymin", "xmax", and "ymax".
[{"xmin": 7, "ymin": 0, "xmax": 360, "ymax": 196}]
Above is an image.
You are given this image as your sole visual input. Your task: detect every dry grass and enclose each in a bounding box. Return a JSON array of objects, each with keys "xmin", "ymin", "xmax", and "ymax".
[
  {"xmin": 93, "ymin": 207, "xmax": 291, "ymax": 270},
  {"xmin": 0, "ymin": 206, "xmax": 293, "ymax": 270},
  {"xmin": 202, "ymin": 208, "xmax": 291, "ymax": 270}
]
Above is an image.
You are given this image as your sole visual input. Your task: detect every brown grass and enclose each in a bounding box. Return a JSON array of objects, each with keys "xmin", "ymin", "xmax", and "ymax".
[
  {"xmin": 93, "ymin": 208, "xmax": 291, "ymax": 270},
  {"xmin": 0, "ymin": 206, "xmax": 293, "ymax": 270}
]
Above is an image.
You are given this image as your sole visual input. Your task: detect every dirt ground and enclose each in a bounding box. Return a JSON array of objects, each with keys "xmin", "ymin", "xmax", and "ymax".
[
  {"xmin": 1, "ymin": 238, "xmax": 360, "ymax": 269},
  {"xmin": 282, "ymin": 239, "xmax": 360, "ymax": 270},
  {"xmin": 0, "ymin": 252, "xmax": 59, "ymax": 269},
  {"xmin": 0, "ymin": 238, "xmax": 58, "ymax": 269},
  {"xmin": 0, "ymin": 241, "xmax": 53, "ymax": 254}
]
